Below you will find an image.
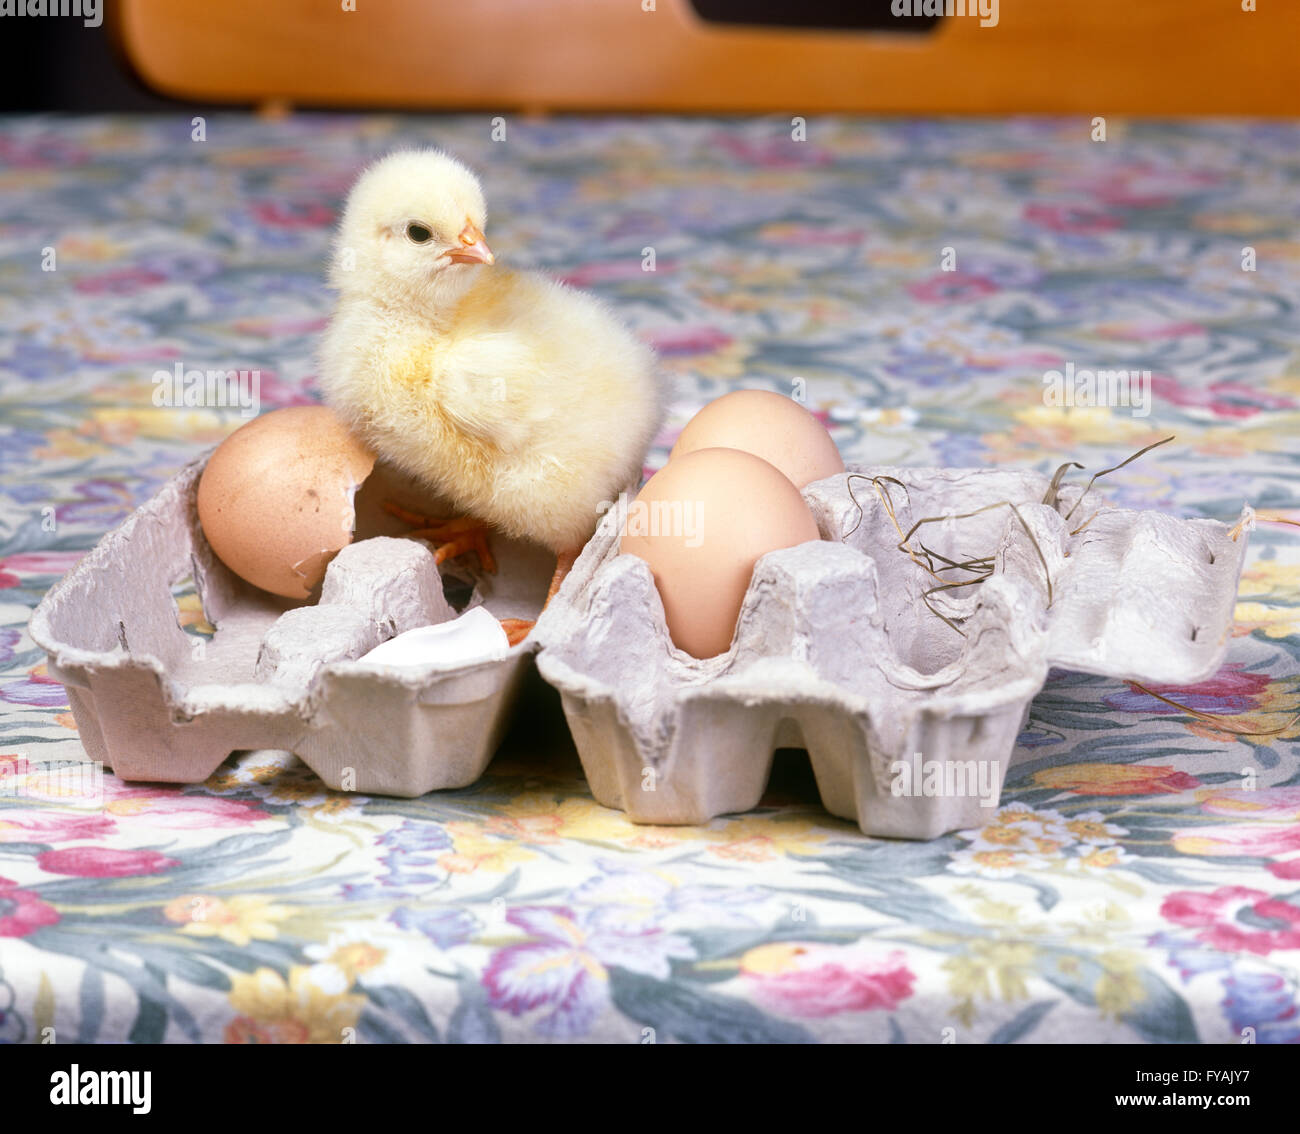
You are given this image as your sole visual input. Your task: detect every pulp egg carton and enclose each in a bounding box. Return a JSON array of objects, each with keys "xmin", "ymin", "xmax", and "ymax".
[
  {"xmin": 29, "ymin": 456, "xmax": 550, "ymax": 796},
  {"xmin": 532, "ymin": 465, "xmax": 1251, "ymax": 838}
]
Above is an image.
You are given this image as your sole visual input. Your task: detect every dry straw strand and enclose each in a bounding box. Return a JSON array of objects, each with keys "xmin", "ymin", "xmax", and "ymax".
[
  {"xmin": 1061, "ymin": 435, "xmax": 1175, "ymax": 522},
  {"xmin": 845, "ymin": 475, "xmax": 1054, "ymax": 637},
  {"xmin": 1230, "ymin": 512, "xmax": 1300, "ymax": 542},
  {"xmin": 844, "ymin": 437, "xmax": 1181, "ymax": 640},
  {"xmin": 1042, "ymin": 460, "xmax": 1084, "ymax": 509},
  {"xmin": 1130, "ymin": 681, "xmax": 1300, "ymax": 738},
  {"xmin": 845, "ymin": 441, "xmax": 1300, "ymax": 736}
]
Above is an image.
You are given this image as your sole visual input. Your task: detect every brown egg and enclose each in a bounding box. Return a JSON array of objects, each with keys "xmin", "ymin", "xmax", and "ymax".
[
  {"xmin": 620, "ymin": 447, "xmax": 821, "ymax": 659},
  {"xmin": 197, "ymin": 406, "xmax": 375, "ymax": 599},
  {"xmin": 670, "ymin": 389, "xmax": 845, "ymax": 489}
]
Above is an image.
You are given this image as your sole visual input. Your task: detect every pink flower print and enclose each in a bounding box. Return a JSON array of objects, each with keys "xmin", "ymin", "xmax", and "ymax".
[
  {"xmin": 1161, "ymin": 887, "xmax": 1300, "ymax": 956},
  {"xmin": 37, "ymin": 846, "xmax": 179, "ymax": 877},
  {"xmin": 740, "ymin": 944, "xmax": 915, "ymax": 1017},
  {"xmin": 0, "ymin": 877, "xmax": 60, "ymax": 937}
]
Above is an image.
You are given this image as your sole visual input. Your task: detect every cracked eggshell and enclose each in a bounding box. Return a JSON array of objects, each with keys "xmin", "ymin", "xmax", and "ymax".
[
  {"xmin": 196, "ymin": 406, "xmax": 375, "ymax": 599},
  {"xmin": 28, "ymin": 456, "xmax": 551, "ymax": 795}
]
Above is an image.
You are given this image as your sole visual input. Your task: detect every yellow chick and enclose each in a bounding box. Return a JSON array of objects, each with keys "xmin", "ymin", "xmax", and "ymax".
[{"xmin": 318, "ymin": 149, "xmax": 668, "ymax": 619}]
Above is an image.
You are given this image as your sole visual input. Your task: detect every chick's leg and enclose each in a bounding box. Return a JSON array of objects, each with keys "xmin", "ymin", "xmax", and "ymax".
[
  {"xmin": 384, "ymin": 503, "xmax": 571, "ymax": 649},
  {"xmin": 497, "ymin": 547, "xmax": 579, "ymax": 646},
  {"xmin": 546, "ymin": 547, "xmax": 580, "ymax": 604},
  {"xmin": 382, "ymin": 501, "xmax": 497, "ymax": 573}
]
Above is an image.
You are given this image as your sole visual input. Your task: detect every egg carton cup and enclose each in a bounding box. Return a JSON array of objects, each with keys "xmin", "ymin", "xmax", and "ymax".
[
  {"xmin": 533, "ymin": 465, "xmax": 1251, "ymax": 839},
  {"xmin": 29, "ymin": 456, "xmax": 551, "ymax": 796}
]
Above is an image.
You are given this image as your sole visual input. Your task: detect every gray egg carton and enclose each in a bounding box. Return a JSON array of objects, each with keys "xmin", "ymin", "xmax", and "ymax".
[
  {"xmin": 532, "ymin": 465, "xmax": 1251, "ymax": 838},
  {"xmin": 29, "ymin": 456, "xmax": 550, "ymax": 796},
  {"xmin": 29, "ymin": 455, "xmax": 1251, "ymax": 840}
]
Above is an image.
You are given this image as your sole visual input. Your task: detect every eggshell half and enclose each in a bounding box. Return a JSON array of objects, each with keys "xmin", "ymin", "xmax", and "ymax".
[
  {"xmin": 620, "ymin": 447, "xmax": 821, "ymax": 659},
  {"xmin": 197, "ymin": 406, "xmax": 376, "ymax": 599},
  {"xmin": 670, "ymin": 389, "xmax": 845, "ymax": 489}
]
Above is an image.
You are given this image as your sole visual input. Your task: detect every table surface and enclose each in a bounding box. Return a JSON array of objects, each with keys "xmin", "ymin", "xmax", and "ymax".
[{"xmin": 1, "ymin": 114, "xmax": 1298, "ymax": 1044}]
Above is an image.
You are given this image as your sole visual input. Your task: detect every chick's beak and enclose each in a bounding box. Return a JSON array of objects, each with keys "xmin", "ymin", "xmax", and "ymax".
[{"xmin": 447, "ymin": 221, "xmax": 494, "ymax": 265}]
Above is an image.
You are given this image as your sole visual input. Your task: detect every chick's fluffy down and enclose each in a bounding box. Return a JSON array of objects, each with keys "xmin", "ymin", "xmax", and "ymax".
[{"xmin": 320, "ymin": 265, "xmax": 665, "ymax": 552}]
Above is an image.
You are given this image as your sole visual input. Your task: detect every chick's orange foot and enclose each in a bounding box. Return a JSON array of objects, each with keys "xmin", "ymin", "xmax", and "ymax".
[
  {"xmin": 495, "ymin": 549, "xmax": 578, "ymax": 647},
  {"xmin": 492, "ymin": 549, "xmax": 579, "ymax": 648},
  {"xmin": 498, "ymin": 618, "xmax": 535, "ymax": 647},
  {"xmin": 382, "ymin": 500, "xmax": 497, "ymax": 573}
]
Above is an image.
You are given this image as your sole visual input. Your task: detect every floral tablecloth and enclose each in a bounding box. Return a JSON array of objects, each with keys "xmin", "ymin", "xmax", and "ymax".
[{"xmin": 1, "ymin": 114, "xmax": 1298, "ymax": 1044}]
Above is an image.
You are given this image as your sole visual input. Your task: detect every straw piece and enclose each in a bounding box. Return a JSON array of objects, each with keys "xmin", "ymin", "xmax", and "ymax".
[
  {"xmin": 1008, "ymin": 502, "xmax": 1053, "ymax": 607},
  {"xmin": 1069, "ymin": 510, "xmax": 1101, "ymax": 537},
  {"xmin": 1043, "ymin": 461, "xmax": 1084, "ymax": 509},
  {"xmin": 921, "ymin": 580, "xmax": 974, "ymax": 637},
  {"xmin": 846, "ymin": 474, "xmax": 1056, "ymax": 636},
  {"xmin": 845, "ymin": 473, "xmax": 908, "ymax": 538},
  {"xmin": 842, "ymin": 446, "xmax": 1297, "ymax": 726},
  {"xmin": 1130, "ymin": 681, "xmax": 1300, "ymax": 738},
  {"xmin": 1062, "ymin": 435, "xmax": 1175, "ymax": 522},
  {"xmin": 1229, "ymin": 510, "xmax": 1300, "ymax": 541}
]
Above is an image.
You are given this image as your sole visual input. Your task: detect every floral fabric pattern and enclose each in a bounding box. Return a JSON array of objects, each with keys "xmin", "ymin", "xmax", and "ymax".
[{"xmin": 1, "ymin": 114, "xmax": 1298, "ymax": 1043}]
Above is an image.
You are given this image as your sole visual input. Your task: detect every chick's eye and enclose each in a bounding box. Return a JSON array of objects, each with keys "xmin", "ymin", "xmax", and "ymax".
[{"xmin": 406, "ymin": 222, "xmax": 433, "ymax": 244}]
